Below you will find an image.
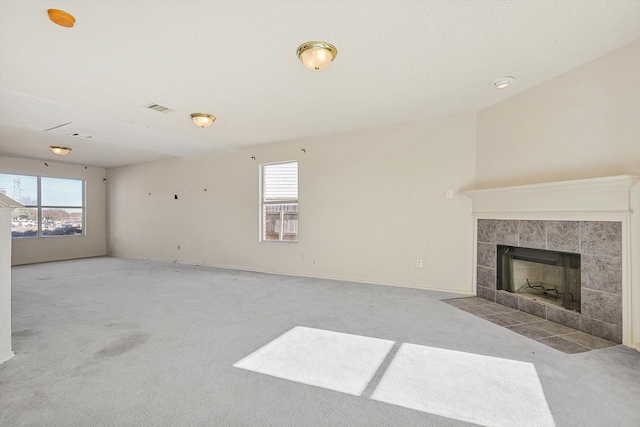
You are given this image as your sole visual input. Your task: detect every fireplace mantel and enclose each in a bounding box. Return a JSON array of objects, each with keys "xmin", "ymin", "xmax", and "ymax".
[
  {"xmin": 461, "ymin": 175, "xmax": 639, "ymax": 219},
  {"xmin": 462, "ymin": 175, "xmax": 640, "ymax": 350}
]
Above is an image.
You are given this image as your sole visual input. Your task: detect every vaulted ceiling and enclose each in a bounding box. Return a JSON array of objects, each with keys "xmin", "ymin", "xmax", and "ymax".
[{"xmin": 1, "ymin": 1, "xmax": 638, "ymax": 168}]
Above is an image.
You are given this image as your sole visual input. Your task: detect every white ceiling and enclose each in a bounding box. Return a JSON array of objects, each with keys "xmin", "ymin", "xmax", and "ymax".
[{"xmin": 1, "ymin": 0, "xmax": 638, "ymax": 169}]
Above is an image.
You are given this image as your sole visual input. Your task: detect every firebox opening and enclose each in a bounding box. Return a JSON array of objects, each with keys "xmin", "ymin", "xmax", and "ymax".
[{"xmin": 497, "ymin": 245, "xmax": 581, "ymax": 312}]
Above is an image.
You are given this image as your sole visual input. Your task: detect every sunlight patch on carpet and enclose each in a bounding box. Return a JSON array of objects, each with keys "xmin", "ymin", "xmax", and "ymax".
[
  {"xmin": 371, "ymin": 343, "xmax": 555, "ymax": 427},
  {"xmin": 233, "ymin": 326, "xmax": 395, "ymax": 395}
]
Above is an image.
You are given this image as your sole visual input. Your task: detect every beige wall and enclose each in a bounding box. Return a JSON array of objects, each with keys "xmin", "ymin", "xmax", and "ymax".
[
  {"xmin": 0, "ymin": 156, "xmax": 107, "ymax": 265},
  {"xmin": 476, "ymin": 40, "xmax": 640, "ymax": 188},
  {"xmin": 107, "ymin": 113, "xmax": 476, "ymax": 293}
]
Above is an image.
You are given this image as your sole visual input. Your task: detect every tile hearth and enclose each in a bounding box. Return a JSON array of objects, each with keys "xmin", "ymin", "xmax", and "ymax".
[{"xmin": 444, "ymin": 297, "xmax": 616, "ymax": 354}]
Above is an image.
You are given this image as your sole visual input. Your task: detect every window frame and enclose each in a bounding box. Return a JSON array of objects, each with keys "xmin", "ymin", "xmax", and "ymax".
[
  {"xmin": 259, "ymin": 160, "xmax": 298, "ymax": 243},
  {"xmin": 0, "ymin": 173, "xmax": 86, "ymax": 239}
]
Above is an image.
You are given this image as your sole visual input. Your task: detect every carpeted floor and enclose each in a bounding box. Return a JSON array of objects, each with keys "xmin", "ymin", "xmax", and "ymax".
[{"xmin": 1, "ymin": 257, "xmax": 639, "ymax": 426}]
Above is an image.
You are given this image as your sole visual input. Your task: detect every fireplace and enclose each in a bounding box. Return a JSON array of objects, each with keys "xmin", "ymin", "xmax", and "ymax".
[
  {"xmin": 473, "ymin": 218, "xmax": 623, "ymax": 343},
  {"xmin": 462, "ymin": 176, "xmax": 640, "ymax": 348},
  {"xmin": 497, "ymin": 245, "xmax": 581, "ymax": 312}
]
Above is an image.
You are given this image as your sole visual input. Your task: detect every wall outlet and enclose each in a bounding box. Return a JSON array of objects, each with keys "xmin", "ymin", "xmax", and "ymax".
[
  {"xmin": 177, "ymin": 244, "xmax": 182, "ymax": 250},
  {"xmin": 446, "ymin": 189, "xmax": 453, "ymax": 199},
  {"xmin": 301, "ymin": 252, "xmax": 306, "ymax": 261},
  {"xmin": 416, "ymin": 259, "xmax": 423, "ymax": 268}
]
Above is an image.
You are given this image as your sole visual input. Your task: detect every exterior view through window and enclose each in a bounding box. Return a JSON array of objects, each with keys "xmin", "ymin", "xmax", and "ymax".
[
  {"xmin": 0, "ymin": 174, "xmax": 84, "ymax": 238},
  {"xmin": 261, "ymin": 161, "xmax": 298, "ymax": 242}
]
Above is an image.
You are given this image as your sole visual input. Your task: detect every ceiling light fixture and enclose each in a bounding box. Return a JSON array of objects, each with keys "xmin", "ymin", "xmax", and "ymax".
[
  {"xmin": 297, "ymin": 41, "xmax": 338, "ymax": 71},
  {"xmin": 491, "ymin": 76, "xmax": 515, "ymax": 89},
  {"xmin": 49, "ymin": 146, "xmax": 72, "ymax": 156},
  {"xmin": 47, "ymin": 9, "xmax": 75, "ymax": 28},
  {"xmin": 190, "ymin": 113, "xmax": 216, "ymax": 128}
]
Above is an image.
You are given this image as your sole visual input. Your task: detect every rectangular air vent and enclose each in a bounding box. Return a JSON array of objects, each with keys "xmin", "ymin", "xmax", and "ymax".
[{"xmin": 144, "ymin": 103, "xmax": 175, "ymax": 113}]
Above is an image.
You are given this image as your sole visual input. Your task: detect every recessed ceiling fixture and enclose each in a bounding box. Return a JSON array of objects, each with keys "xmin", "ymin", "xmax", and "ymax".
[
  {"xmin": 47, "ymin": 9, "xmax": 75, "ymax": 28},
  {"xmin": 491, "ymin": 76, "xmax": 515, "ymax": 89},
  {"xmin": 49, "ymin": 146, "xmax": 72, "ymax": 156},
  {"xmin": 297, "ymin": 41, "xmax": 338, "ymax": 71},
  {"xmin": 190, "ymin": 113, "xmax": 216, "ymax": 128}
]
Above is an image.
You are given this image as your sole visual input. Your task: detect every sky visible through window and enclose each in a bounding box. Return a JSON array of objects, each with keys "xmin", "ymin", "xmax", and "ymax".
[
  {"xmin": 42, "ymin": 177, "xmax": 83, "ymax": 206},
  {"xmin": 0, "ymin": 174, "xmax": 82, "ymax": 206},
  {"xmin": 0, "ymin": 174, "xmax": 37, "ymax": 205}
]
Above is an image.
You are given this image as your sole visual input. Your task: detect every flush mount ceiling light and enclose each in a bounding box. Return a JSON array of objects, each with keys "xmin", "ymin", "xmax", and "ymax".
[
  {"xmin": 297, "ymin": 41, "xmax": 338, "ymax": 71},
  {"xmin": 190, "ymin": 113, "xmax": 216, "ymax": 128},
  {"xmin": 491, "ymin": 76, "xmax": 515, "ymax": 89},
  {"xmin": 49, "ymin": 146, "xmax": 72, "ymax": 156},
  {"xmin": 47, "ymin": 9, "xmax": 75, "ymax": 28}
]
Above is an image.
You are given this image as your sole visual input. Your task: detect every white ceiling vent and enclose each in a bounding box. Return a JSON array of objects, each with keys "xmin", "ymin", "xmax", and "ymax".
[{"xmin": 144, "ymin": 103, "xmax": 175, "ymax": 113}]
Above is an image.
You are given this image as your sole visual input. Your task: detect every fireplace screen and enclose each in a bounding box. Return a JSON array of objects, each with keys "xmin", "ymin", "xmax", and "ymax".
[{"xmin": 497, "ymin": 245, "xmax": 581, "ymax": 312}]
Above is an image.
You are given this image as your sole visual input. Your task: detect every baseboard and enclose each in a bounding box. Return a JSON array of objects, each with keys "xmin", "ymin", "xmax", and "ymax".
[
  {"xmin": 0, "ymin": 350, "xmax": 15, "ymax": 364},
  {"xmin": 109, "ymin": 255, "xmax": 473, "ymax": 296}
]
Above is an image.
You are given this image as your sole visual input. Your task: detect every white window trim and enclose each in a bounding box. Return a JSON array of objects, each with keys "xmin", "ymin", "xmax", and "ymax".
[
  {"xmin": 259, "ymin": 160, "xmax": 298, "ymax": 243},
  {"xmin": 1, "ymin": 173, "xmax": 86, "ymax": 239}
]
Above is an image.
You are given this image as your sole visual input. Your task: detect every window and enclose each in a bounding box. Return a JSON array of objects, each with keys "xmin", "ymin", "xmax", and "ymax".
[
  {"xmin": 0, "ymin": 174, "xmax": 84, "ymax": 238},
  {"xmin": 0, "ymin": 174, "xmax": 38, "ymax": 238},
  {"xmin": 261, "ymin": 161, "xmax": 298, "ymax": 242}
]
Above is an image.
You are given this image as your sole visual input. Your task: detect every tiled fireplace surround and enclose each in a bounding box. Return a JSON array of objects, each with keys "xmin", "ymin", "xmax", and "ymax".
[
  {"xmin": 463, "ymin": 175, "xmax": 640, "ymax": 349},
  {"xmin": 476, "ymin": 219, "xmax": 622, "ymax": 343}
]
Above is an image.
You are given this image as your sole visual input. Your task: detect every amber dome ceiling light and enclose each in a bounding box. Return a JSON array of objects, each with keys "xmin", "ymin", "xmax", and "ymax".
[
  {"xmin": 49, "ymin": 146, "xmax": 72, "ymax": 156},
  {"xmin": 190, "ymin": 113, "xmax": 216, "ymax": 128},
  {"xmin": 47, "ymin": 9, "xmax": 76, "ymax": 28},
  {"xmin": 297, "ymin": 41, "xmax": 338, "ymax": 71}
]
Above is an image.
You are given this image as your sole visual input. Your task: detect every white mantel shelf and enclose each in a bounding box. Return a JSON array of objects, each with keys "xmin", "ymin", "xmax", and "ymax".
[
  {"xmin": 462, "ymin": 175, "xmax": 640, "ymax": 350},
  {"xmin": 461, "ymin": 175, "xmax": 639, "ymax": 220}
]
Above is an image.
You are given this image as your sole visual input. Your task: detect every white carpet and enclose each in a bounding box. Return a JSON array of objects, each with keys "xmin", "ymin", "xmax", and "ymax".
[
  {"xmin": 233, "ymin": 326, "xmax": 395, "ymax": 395},
  {"xmin": 371, "ymin": 343, "xmax": 555, "ymax": 427}
]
